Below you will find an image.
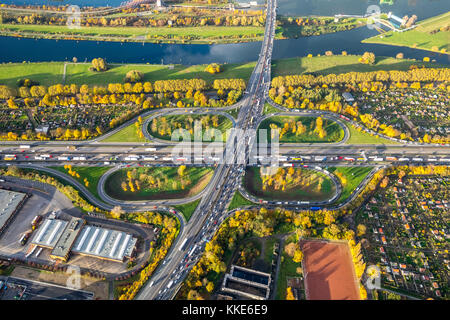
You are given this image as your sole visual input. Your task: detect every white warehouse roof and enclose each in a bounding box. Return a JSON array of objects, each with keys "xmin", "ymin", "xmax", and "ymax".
[{"xmin": 72, "ymin": 225, "xmax": 137, "ymax": 262}]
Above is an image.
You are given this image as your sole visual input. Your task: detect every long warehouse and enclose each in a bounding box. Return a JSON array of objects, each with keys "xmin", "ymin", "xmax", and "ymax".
[{"xmin": 31, "ymin": 217, "xmax": 137, "ymax": 263}]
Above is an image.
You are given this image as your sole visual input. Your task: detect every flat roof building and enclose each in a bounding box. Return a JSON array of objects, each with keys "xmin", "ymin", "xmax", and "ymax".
[
  {"xmin": 0, "ymin": 189, "xmax": 27, "ymax": 235},
  {"xmin": 72, "ymin": 226, "xmax": 137, "ymax": 262},
  {"xmin": 31, "ymin": 217, "xmax": 137, "ymax": 263},
  {"xmin": 220, "ymin": 265, "xmax": 272, "ymax": 300},
  {"xmin": 31, "ymin": 218, "xmax": 69, "ymax": 249},
  {"xmin": 50, "ymin": 218, "xmax": 85, "ymax": 262}
]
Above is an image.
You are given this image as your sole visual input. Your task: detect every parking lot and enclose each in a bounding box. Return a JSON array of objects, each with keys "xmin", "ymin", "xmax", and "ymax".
[{"xmin": 0, "ymin": 275, "xmax": 94, "ymax": 300}]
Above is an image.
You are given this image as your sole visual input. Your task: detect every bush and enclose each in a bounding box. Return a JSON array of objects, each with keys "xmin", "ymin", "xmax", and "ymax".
[
  {"xmin": 125, "ymin": 70, "xmax": 144, "ymax": 83},
  {"xmin": 204, "ymin": 63, "xmax": 222, "ymax": 74},
  {"xmin": 89, "ymin": 58, "xmax": 108, "ymax": 72},
  {"xmin": 359, "ymin": 52, "xmax": 376, "ymax": 65},
  {"xmin": 16, "ymin": 78, "xmax": 39, "ymax": 88}
]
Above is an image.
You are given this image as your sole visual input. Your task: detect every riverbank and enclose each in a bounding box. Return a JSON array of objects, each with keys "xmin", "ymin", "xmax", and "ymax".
[
  {"xmin": 0, "ymin": 23, "xmax": 268, "ymax": 44},
  {"xmin": 278, "ymin": 15, "xmax": 367, "ymax": 39},
  {"xmin": 0, "ymin": 15, "xmax": 372, "ymax": 45},
  {"xmin": 362, "ymin": 12, "xmax": 450, "ymax": 55}
]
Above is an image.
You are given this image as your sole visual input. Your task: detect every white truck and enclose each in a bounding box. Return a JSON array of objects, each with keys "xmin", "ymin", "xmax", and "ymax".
[{"xmin": 314, "ymin": 156, "xmax": 327, "ymax": 162}]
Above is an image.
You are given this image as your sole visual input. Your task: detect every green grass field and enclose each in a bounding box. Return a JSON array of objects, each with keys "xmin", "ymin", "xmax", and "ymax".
[
  {"xmin": 148, "ymin": 114, "xmax": 233, "ymax": 142},
  {"xmin": 244, "ymin": 167, "xmax": 335, "ymax": 202},
  {"xmin": 362, "ymin": 12, "xmax": 450, "ymax": 54},
  {"xmin": 0, "ymin": 23, "xmax": 265, "ymax": 44},
  {"xmin": 345, "ymin": 124, "xmax": 401, "ymax": 145},
  {"xmin": 101, "ymin": 117, "xmax": 150, "ymax": 143},
  {"xmin": 104, "ymin": 166, "xmax": 213, "ymax": 201},
  {"xmin": 275, "ymin": 235, "xmax": 302, "ymax": 300},
  {"xmin": 228, "ymin": 190, "xmax": 255, "ymax": 211},
  {"xmin": 328, "ymin": 166, "xmax": 373, "ymax": 203},
  {"xmin": 263, "ymin": 102, "xmax": 281, "ymax": 115},
  {"xmin": 50, "ymin": 166, "xmax": 111, "ymax": 200},
  {"xmin": 0, "ymin": 61, "xmax": 255, "ymax": 87},
  {"xmin": 1, "ymin": 54, "xmax": 441, "ymax": 88},
  {"xmin": 258, "ymin": 115, "xmax": 345, "ymax": 143},
  {"xmin": 271, "ymin": 55, "xmax": 445, "ymax": 78},
  {"xmin": 174, "ymin": 198, "xmax": 201, "ymax": 222}
]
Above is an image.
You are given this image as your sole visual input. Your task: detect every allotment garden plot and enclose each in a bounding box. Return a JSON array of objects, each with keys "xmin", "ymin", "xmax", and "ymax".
[
  {"xmin": 244, "ymin": 167, "xmax": 336, "ymax": 202},
  {"xmin": 356, "ymin": 88, "xmax": 449, "ymax": 142},
  {"xmin": 356, "ymin": 175, "xmax": 449, "ymax": 299},
  {"xmin": 104, "ymin": 166, "xmax": 214, "ymax": 201}
]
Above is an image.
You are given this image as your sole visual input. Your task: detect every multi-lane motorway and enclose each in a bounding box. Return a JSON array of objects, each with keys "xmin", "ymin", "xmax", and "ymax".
[
  {"xmin": 134, "ymin": 0, "xmax": 278, "ymax": 300},
  {"xmin": 0, "ymin": 0, "xmax": 449, "ymax": 301}
]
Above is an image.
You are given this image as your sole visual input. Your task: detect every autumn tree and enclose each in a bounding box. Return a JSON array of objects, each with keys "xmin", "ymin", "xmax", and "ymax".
[
  {"xmin": 125, "ymin": 70, "xmax": 144, "ymax": 83},
  {"xmin": 111, "ymin": 205, "xmax": 125, "ymax": 219}
]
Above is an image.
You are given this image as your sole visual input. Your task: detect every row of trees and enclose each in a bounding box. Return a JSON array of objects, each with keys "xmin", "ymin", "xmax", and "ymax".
[
  {"xmin": 0, "ymin": 76, "xmax": 248, "ymax": 99},
  {"xmin": 0, "ymin": 166, "xmax": 98, "ymax": 213},
  {"xmin": 119, "ymin": 166, "xmax": 193, "ymax": 193},
  {"xmin": 150, "ymin": 114, "xmax": 222, "ymax": 138},
  {"xmin": 117, "ymin": 210, "xmax": 179, "ymax": 300},
  {"xmin": 260, "ymin": 166, "xmax": 325, "ymax": 193},
  {"xmin": 271, "ymin": 68, "xmax": 450, "ymax": 88}
]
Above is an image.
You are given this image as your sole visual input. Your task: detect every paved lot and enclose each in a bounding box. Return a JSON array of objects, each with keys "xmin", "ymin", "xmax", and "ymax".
[
  {"xmin": 0, "ymin": 179, "xmax": 155, "ymax": 275},
  {"xmin": 10, "ymin": 266, "xmax": 108, "ymax": 300},
  {"xmin": 0, "ymin": 187, "xmax": 57, "ymax": 257},
  {"xmin": 0, "ymin": 275, "xmax": 94, "ymax": 300}
]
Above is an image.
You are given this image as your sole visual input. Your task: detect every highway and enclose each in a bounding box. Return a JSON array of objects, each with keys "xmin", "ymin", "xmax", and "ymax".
[
  {"xmin": 135, "ymin": 0, "xmax": 278, "ymax": 300},
  {"xmin": 0, "ymin": 0, "xmax": 448, "ymax": 301}
]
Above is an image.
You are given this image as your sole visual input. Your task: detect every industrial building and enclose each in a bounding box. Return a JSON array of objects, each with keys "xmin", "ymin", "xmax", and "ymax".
[
  {"xmin": 31, "ymin": 217, "xmax": 137, "ymax": 263},
  {"xmin": 0, "ymin": 189, "xmax": 28, "ymax": 236},
  {"xmin": 220, "ymin": 265, "xmax": 272, "ymax": 300}
]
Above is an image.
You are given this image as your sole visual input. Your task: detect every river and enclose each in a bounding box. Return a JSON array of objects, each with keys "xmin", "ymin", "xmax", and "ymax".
[{"xmin": 0, "ymin": 0, "xmax": 448, "ymax": 65}]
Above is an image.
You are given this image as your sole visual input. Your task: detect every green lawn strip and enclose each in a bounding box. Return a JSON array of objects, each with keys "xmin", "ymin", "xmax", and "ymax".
[
  {"xmin": 65, "ymin": 61, "xmax": 256, "ymax": 86},
  {"xmin": 278, "ymin": 16, "xmax": 366, "ymax": 39},
  {"xmin": 244, "ymin": 167, "xmax": 335, "ymax": 202},
  {"xmin": 49, "ymin": 166, "xmax": 110, "ymax": 200},
  {"xmin": 224, "ymin": 107, "xmax": 240, "ymax": 119},
  {"xmin": 228, "ymin": 190, "xmax": 255, "ymax": 211},
  {"xmin": 148, "ymin": 114, "xmax": 233, "ymax": 142},
  {"xmin": 174, "ymin": 198, "xmax": 201, "ymax": 222},
  {"xmin": 0, "ymin": 62, "xmax": 65, "ymax": 87},
  {"xmin": 328, "ymin": 166, "xmax": 373, "ymax": 203},
  {"xmin": 258, "ymin": 115, "xmax": 344, "ymax": 143},
  {"xmin": 0, "ymin": 61, "xmax": 255, "ymax": 87},
  {"xmin": 103, "ymin": 166, "xmax": 213, "ymax": 201},
  {"xmin": 271, "ymin": 55, "xmax": 445, "ymax": 78},
  {"xmin": 275, "ymin": 235, "xmax": 302, "ymax": 300},
  {"xmin": 362, "ymin": 12, "xmax": 450, "ymax": 53},
  {"xmin": 263, "ymin": 102, "xmax": 281, "ymax": 115},
  {"xmin": 263, "ymin": 237, "xmax": 277, "ymax": 266},
  {"xmin": 0, "ymin": 24, "xmax": 265, "ymax": 43},
  {"xmin": 102, "ymin": 116, "xmax": 151, "ymax": 143},
  {"xmin": 346, "ymin": 124, "xmax": 401, "ymax": 145}
]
